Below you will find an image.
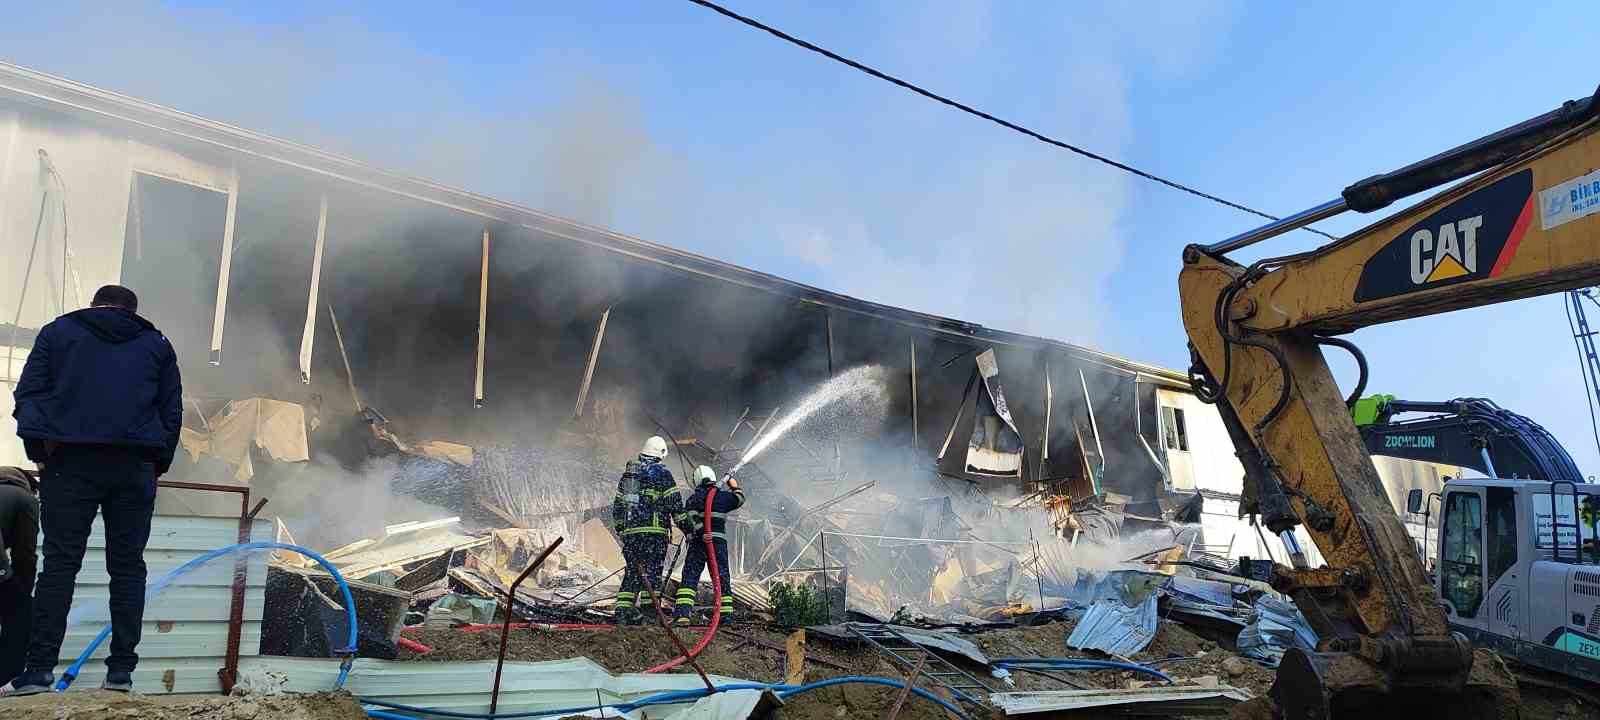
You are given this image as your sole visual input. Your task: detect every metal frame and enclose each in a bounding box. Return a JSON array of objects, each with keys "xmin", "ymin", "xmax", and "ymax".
[
  {"xmin": 474, "ymin": 227, "xmax": 490, "ymax": 407},
  {"xmin": 490, "ymin": 536, "xmax": 564, "ymax": 715},
  {"xmin": 154, "ymin": 479, "xmax": 267, "ymax": 694},
  {"xmin": 843, "ymin": 622, "xmax": 991, "ymax": 710},
  {"xmin": 297, "ymin": 194, "xmax": 328, "ymax": 383}
]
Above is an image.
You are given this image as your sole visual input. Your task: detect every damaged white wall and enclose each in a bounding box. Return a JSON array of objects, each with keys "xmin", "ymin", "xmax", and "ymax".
[{"xmin": 0, "ymin": 106, "xmax": 237, "ymax": 467}]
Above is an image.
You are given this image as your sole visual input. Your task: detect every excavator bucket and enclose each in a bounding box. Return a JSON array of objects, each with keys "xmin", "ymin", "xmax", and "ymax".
[{"xmin": 1235, "ymin": 647, "xmax": 1520, "ymax": 720}]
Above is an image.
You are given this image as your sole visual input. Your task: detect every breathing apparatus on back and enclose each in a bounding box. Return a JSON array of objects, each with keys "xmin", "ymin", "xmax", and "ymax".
[{"xmin": 617, "ymin": 436, "xmax": 671, "ymax": 525}]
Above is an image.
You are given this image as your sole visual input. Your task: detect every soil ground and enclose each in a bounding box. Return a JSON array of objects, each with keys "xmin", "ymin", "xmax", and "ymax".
[
  {"xmin": 404, "ymin": 618, "xmax": 1600, "ymax": 720},
  {"xmin": 404, "ymin": 617, "xmax": 1271, "ymax": 718},
  {"xmin": 2, "ymin": 689, "xmax": 366, "ymax": 720},
  {"xmin": 9, "ymin": 619, "xmax": 1592, "ymax": 718}
]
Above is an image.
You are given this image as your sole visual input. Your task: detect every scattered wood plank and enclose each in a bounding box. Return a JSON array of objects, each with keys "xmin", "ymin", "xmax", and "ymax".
[
  {"xmin": 785, "ymin": 630, "xmax": 807, "ymax": 686},
  {"xmin": 478, "ymin": 497, "xmax": 528, "ymax": 529},
  {"xmin": 722, "ymin": 629, "xmax": 851, "ymax": 671}
]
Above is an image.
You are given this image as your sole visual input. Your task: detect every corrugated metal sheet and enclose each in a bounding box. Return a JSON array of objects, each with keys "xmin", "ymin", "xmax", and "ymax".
[
  {"xmin": 1237, "ymin": 596, "xmax": 1318, "ymax": 666},
  {"xmin": 245, "ymin": 656, "xmax": 763, "ymax": 717},
  {"xmin": 989, "ymin": 687, "xmax": 1251, "ymax": 714},
  {"xmin": 810, "ymin": 624, "xmax": 991, "ymax": 666},
  {"xmin": 321, "ymin": 517, "xmax": 485, "ymax": 580},
  {"xmin": 39, "ymin": 513, "xmax": 272, "ymax": 693},
  {"xmin": 1065, "ymin": 596, "xmax": 1159, "ymax": 656}
]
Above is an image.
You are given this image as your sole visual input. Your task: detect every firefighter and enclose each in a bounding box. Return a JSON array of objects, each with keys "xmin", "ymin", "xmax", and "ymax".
[
  {"xmin": 611, "ymin": 436, "xmax": 681, "ymax": 625},
  {"xmin": 673, "ymin": 466, "xmax": 744, "ymax": 625}
]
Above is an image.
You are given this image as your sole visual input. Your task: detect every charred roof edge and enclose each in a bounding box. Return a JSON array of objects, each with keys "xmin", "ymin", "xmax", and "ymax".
[{"xmin": 0, "ymin": 61, "xmax": 1187, "ymax": 387}]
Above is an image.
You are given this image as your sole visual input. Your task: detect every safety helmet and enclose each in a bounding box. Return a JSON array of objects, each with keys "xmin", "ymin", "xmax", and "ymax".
[
  {"xmin": 640, "ymin": 436, "xmax": 669, "ymax": 459},
  {"xmin": 695, "ymin": 465, "xmax": 717, "ymax": 486}
]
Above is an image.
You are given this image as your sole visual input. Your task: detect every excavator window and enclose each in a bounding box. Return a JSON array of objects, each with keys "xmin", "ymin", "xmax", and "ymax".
[
  {"xmin": 1441, "ymin": 491, "xmax": 1484, "ymax": 618},
  {"xmin": 1486, "ymin": 487, "xmax": 1517, "ymax": 588}
]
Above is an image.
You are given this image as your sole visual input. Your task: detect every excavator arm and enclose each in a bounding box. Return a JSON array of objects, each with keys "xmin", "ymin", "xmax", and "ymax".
[
  {"xmin": 1180, "ymin": 85, "xmax": 1600, "ymax": 719},
  {"xmin": 1355, "ymin": 396, "xmax": 1584, "ymax": 482}
]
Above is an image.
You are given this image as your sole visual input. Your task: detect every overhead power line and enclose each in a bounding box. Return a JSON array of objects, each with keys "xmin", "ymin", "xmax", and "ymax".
[{"xmin": 685, "ymin": 0, "xmax": 1339, "ymax": 242}]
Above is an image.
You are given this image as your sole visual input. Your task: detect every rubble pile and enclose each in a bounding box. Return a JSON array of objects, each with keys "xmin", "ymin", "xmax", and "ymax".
[{"xmin": 189, "ymin": 371, "xmax": 1317, "ymax": 717}]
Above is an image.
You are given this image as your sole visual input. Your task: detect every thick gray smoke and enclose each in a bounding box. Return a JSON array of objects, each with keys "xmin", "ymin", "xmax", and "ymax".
[
  {"xmin": 0, "ymin": 0, "xmax": 1237, "ymax": 348},
  {"xmin": 0, "ymin": 2, "xmax": 1234, "ymax": 566}
]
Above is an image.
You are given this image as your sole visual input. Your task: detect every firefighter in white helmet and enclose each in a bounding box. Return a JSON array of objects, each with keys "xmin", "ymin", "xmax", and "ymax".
[
  {"xmin": 611, "ymin": 436, "xmax": 680, "ymax": 624},
  {"xmin": 672, "ymin": 465, "xmax": 744, "ymax": 625}
]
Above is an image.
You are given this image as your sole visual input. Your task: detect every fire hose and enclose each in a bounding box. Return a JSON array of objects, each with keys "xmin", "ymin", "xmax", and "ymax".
[{"xmin": 645, "ymin": 485, "xmax": 721, "ymax": 674}]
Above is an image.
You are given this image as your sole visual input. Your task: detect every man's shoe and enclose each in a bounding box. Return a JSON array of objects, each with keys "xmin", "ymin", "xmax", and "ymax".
[
  {"xmin": 0, "ymin": 670, "xmax": 54, "ymax": 697},
  {"xmin": 101, "ymin": 671, "xmax": 134, "ymax": 692}
]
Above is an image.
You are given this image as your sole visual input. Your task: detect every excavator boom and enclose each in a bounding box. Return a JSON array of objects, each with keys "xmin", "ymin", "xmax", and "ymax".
[
  {"xmin": 1180, "ymin": 84, "xmax": 1600, "ymax": 719},
  {"xmin": 1355, "ymin": 395, "xmax": 1584, "ymax": 482}
]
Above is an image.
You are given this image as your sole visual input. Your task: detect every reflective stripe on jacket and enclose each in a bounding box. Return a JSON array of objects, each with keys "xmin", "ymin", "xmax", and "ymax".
[
  {"xmin": 676, "ymin": 484, "xmax": 745, "ymax": 540},
  {"xmin": 612, "ymin": 456, "xmax": 682, "ymax": 536}
]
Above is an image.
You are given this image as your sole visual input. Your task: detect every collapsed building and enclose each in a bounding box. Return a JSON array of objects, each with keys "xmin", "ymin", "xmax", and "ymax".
[{"xmin": 0, "ymin": 61, "xmax": 1455, "ymax": 685}]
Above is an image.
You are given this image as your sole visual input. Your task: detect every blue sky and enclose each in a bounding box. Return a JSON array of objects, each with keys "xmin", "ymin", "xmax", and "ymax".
[{"xmin": 4, "ymin": 1, "xmax": 1599, "ymax": 469}]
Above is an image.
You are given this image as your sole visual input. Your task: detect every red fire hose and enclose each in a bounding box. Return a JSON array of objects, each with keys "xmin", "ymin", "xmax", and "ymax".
[
  {"xmin": 402, "ymin": 623, "xmax": 613, "ymax": 634},
  {"xmin": 396, "ymin": 636, "xmax": 434, "ymax": 655},
  {"xmin": 646, "ymin": 486, "xmax": 722, "ymax": 673}
]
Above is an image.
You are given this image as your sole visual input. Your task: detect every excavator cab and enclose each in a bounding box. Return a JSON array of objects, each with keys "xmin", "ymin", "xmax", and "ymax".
[
  {"xmin": 1180, "ymin": 83, "xmax": 1600, "ymax": 719},
  {"xmin": 1411, "ymin": 479, "xmax": 1600, "ymax": 684}
]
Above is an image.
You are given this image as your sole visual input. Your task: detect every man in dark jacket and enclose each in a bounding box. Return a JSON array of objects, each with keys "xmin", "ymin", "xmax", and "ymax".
[
  {"xmin": 4, "ymin": 285, "xmax": 181, "ymax": 696},
  {"xmin": 673, "ymin": 465, "xmax": 744, "ymax": 625},
  {"xmin": 0, "ymin": 467, "xmax": 38, "ymax": 687},
  {"xmin": 611, "ymin": 436, "xmax": 681, "ymax": 625}
]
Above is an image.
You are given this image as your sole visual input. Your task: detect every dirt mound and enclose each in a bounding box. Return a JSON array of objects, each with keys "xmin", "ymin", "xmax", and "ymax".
[
  {"xmin": 409, "ymin": 624, "xmax": 881, "ymax": 683},
  {"xmin": 962, "ymin": 615, "xmax": 1275, "ymax": 699},
  {"xmin": 2, "ymin": 690, "xmax": 366, "ymax": 720},
  {"xmin": 405, "ymin": 619, "xmax": 1273, "ymax": 718}
]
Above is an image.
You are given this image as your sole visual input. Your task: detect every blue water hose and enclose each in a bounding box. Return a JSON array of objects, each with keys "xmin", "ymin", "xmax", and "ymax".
[
  {"xmin": 991, "ymin": 657, "xmax": 1172, "ymax": 683},
  {"xmin": 56, "ymin": 541, "xmax": 359, "ymax": 692},
  {"xmin": 777, "ymin": 676, "xmax": 972, "ymax": 716},
  {"xmin": 360, "ymin": 675, "xmax": 972, "ymax": 720}
]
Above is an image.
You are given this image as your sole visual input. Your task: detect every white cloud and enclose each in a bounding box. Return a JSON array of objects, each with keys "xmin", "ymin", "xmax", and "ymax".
[{"xmin": 750, "ymin": 1, "xmax": 1236, "ymax": 344}]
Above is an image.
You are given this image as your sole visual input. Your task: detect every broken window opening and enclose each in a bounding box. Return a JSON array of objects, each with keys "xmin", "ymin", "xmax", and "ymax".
[
  {"xmin": 1162, "ymin": 405, "xmax": 1189, "ymax": 452},
  {"xmin": 966, "ymin": 349, "xmax": 1024, "ymax": 477},
  {"xmin": 120, "ymin": 172, "xmax": 228, "ymax": 370}
]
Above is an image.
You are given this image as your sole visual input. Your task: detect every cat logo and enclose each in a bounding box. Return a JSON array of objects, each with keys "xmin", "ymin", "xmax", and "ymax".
[
  {"xmin": 1409, "ymin": 216, "xmax": 1484, "ymax": 285},
  {"xmin": 1355, "ymin": 169, "xmax": 1534, "ymax": 302}
]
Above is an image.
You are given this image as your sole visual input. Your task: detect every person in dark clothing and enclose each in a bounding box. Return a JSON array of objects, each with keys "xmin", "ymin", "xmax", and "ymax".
[
  {"xmin": 611, "ymin": 436, "xmax": 681, "ymax": 625},
  {"xmin": 673, "ymin": 465, "xmax": 744, "ymax": 625},
  {"xmin": 4, "ymin": 285, "xmax": 181, "ymax": 696},
  {"xmin": 0, "ymin": 467, "xmax": 39, "ymax": 688}
]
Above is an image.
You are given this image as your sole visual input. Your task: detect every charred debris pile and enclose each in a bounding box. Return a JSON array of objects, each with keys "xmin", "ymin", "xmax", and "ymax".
[{"xmin": 162, "ymin": 303, "xmax": 1300, "ymax": 716}]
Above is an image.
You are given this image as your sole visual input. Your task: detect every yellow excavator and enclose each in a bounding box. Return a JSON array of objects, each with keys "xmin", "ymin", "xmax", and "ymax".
[{"xmin": 1181, "ymin": 84, "xmax": 1599, "ymax": 719}]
